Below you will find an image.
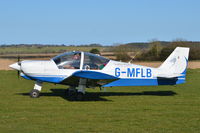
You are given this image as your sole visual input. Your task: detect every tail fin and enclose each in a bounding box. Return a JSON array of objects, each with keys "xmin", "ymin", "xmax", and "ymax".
[{"xmin": 158, "ymin": 47, "xmax": 190, "ymax": 79}]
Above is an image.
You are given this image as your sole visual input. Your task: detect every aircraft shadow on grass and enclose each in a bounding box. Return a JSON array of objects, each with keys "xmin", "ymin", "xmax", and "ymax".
[{"xmin": 17, "ymin": 89, "xmax": 177, "ymax": 102}]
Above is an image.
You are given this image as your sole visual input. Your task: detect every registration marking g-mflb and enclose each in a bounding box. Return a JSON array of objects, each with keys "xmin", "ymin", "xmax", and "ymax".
[{"xmin": 115, "ymin": 68, "xmax": 152, "ymax": 78}]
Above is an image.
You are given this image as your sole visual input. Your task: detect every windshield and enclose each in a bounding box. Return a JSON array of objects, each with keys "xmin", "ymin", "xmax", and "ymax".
[{"xmin": 52, "ymin": 51, "xmax": 81, "ymax": 69}]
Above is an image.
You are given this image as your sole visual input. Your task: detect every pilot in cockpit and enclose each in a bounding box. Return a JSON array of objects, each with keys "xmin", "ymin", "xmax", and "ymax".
[{"xmin": 63, "ymin": 53, "xmax": 81, "ymax": 69}]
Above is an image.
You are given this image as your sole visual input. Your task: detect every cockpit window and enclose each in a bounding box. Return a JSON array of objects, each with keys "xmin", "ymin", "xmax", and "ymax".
[
  {"xmin": 52, "ymin": 51, "xmax": 81, "ymax": 69},
  {"xmin": 52, "ymin": 51, "xmax": 110, "ymax": 70},
  {"xmin": 83, "ymin": 52, "xmax": 110, "ymax": 70}
]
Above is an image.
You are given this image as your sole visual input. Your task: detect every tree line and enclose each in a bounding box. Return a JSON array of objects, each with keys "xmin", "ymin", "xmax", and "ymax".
[
  {"xmin": 113, "ymin": 40, "xmax": 200, "ymax": 61},
  {"xmin": 1, "ymin": 41, "xmax": 200, "ymax": 61}
]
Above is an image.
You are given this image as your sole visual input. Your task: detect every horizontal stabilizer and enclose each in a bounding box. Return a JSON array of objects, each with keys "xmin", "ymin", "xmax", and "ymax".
[{"xmin": 157, "ymin": 73, "xmax": 184, "ymax": 78}]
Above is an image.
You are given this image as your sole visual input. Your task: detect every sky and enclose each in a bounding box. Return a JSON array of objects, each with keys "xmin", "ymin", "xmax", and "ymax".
[{"xmin": 0, "ymin": 0, "xmax": 199, "ymax": 45}]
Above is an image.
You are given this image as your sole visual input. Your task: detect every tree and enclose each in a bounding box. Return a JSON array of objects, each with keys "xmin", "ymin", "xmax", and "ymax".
[
  {"xmin": 89, "ymin": 48, "xmax": 100, "ymax": 54},
  {"xmin": 135, "ymin": 41, "xmax": 161, "ymax": 61},
  {"xmin": 113, "ymin": 45, "xmax": 131, "ymax": 62}
]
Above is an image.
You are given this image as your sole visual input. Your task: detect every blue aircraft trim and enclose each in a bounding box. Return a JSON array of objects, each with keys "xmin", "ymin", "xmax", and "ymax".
[
  {"xmin": 21, "ymin": 74, "xmax": 32, "ymax": 80},
  {"xmin": 30, "ymin": 76, "xmax": 66, "ymax": 83},
  {"xmin": 73, "ymin": 71, "xmax": 118, "ymax": 80},
  {"xmin": 21, "ymin": 71, "xmax": 117, "ymax": 84},
  {"xmin": 181, "ymin": 57, "xmax": 188, "ymax": 75},
  {"xmin": 21, "ymin": 74, "xmax": 66, "ymax": 83},
  {"xmin": 178, "ymin": 57, "xmax": 188, "ymax": 78},
  {"xmin": 103, "ymin": 78, "xmax": 185, "ymax": 87}
]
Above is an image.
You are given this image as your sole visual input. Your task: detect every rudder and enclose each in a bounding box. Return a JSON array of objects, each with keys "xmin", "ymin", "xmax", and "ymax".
[{"xmin": 158, "ymin": 47, "xmax": 190, "ymax": 78}]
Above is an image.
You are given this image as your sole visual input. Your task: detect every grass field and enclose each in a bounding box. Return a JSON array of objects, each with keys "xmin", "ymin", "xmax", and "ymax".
[{"xmin": 0, "ymin": 70, "xmax": 200, "ymax": 133}]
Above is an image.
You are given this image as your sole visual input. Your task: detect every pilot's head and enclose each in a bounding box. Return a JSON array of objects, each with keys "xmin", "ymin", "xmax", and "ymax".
[{"xmin": 73, "ymin": 53, "xmax": 81, "ymax": 60}]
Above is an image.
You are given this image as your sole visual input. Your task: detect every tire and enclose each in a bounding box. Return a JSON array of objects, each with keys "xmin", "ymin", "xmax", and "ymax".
[
  {"xmin": 67, "ymin": 89, "xmax": 77, "ymax": 101},
  {"xmin": 30, "ymin": 89, "xmax": 40, "ymax": 98},
  {"xmin": 76, "ymin": 92, "xmax": 84, "ymax": 101}
]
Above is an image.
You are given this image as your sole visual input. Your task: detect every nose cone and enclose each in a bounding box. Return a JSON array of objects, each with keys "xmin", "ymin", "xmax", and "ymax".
[{"xmin": 9, "ymin": 62, "xmax": 21, "ymax": 71}]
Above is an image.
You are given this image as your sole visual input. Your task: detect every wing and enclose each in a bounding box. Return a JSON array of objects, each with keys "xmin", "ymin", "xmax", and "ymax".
[
  {"xmin": 60, "ymin": 70, "xmax": 118, "ymax": 87},
  {"xmin": 72, "ymin": 71, "xmax": 117, "ymax": 80}
]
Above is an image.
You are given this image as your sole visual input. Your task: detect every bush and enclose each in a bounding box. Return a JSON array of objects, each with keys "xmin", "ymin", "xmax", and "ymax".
[
  {"xmin": 114, "ymin": 45, "xmax": 131, "ymax": 62},
  {"xmin": 135, "ymin": 41, "xmax": 161, "ymax": 61},
  {"xmin": 89, "ymin": 48, "xmax": 100, "ymax": 54},
  {"xmin": 159, "ymin": 40, "xmax": 200, "ymax": 60}
]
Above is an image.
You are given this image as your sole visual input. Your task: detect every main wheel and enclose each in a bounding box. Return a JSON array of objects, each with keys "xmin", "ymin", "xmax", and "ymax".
[
  {"xmin": 30, "ymin": 89, "xmax": 40, "ymax": 98},
  {"xmin": 67, "ymin": 89, "xmax": 77, "ymax": 101},
  {"xmin": 76, "ymin": 92, "xmax": 84, "ymax": 101}
]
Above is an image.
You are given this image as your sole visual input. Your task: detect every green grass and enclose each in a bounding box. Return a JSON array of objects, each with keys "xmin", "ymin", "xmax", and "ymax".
[{"xmin": 0, "ymin": 69, "xmax": 200, "ymax": 133}]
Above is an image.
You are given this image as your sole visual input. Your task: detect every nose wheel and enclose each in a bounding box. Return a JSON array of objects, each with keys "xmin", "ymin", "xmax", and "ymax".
[
  {"xmin": 30, "ymin": 81, "xmax": 42, "ymax": 98},
  {"xmin": 30, "ymin": 89, "xmax": 40, "ymax": 98}
]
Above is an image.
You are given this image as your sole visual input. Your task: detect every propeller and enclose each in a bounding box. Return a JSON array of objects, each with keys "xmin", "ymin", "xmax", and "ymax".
[{"xmin": 17, "ymin": 55, "xmax": 21, "ymax": 79}]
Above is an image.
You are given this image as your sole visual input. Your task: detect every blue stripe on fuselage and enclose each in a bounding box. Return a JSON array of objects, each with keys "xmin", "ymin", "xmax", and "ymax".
[
  {"xmin": 103, "ymin": 77, "xmax": 185, "ymax": 87},
  {"xmin": 21, "ymin": 75, "xmax": 66, "ymax": 83}
]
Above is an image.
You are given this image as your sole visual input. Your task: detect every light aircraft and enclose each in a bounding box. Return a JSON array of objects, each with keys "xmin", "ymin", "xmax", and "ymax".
[{"xmin": 10, "ymin": 47, "xmax": 189, "ymax": 100}]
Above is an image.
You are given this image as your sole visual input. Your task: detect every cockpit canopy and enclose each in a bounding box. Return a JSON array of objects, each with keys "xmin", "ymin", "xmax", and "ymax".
[{"xmin": 52, "ymin": 51, "xmax": 110, "ymax": 70}]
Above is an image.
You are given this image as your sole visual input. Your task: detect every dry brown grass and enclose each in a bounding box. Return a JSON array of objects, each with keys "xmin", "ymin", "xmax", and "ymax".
[{"xmin": 0, "ymin": 59, "xmax": 15, "ymax": 70}]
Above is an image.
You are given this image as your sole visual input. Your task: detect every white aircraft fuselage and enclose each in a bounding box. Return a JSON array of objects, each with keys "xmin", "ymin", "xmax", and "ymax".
[{"xmin": 9, "ymin": 47, "xmax": 189, "ymax": 100}]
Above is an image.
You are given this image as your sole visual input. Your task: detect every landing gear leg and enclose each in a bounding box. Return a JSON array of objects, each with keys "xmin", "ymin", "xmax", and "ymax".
[
  {"xmin": 76, "ymin": 85, "xmax": 86, "ymax": 101},
  {"xmin": 30, "ymin": 81, "xmax": 42, "ymax": 98},
  {"xmin": 76, "ymin": 78, "xmax": 86, "ymax": 101}
]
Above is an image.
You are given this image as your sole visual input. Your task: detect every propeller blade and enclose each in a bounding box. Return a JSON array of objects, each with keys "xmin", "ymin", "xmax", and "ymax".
[
  {"xmin": 17, "ymin": 55, "xmax": 21, "ymax": 79},
  {"xmin": 17, "ymin": 55, "xmax": 21, "ymax": 65},
  {"xmin": 17, "ymin": 70, "xmax": 20, "ymax": 79}
]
